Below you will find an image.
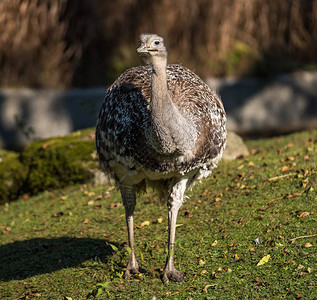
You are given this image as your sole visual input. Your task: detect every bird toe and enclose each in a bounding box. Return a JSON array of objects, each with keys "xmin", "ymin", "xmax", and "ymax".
[
  {"xmin": 162, "ymin": 270, "xmax": 187, "ymax": 284},
  {"xmin": 123, "ymin": 266, "xmax": 147, "ymax": 279}
]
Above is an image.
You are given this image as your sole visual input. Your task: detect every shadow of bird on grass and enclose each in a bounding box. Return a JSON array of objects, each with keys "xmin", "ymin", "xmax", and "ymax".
[{"xmin": 0, "ymin": 237, "xmax": 117, "ymax": 281}]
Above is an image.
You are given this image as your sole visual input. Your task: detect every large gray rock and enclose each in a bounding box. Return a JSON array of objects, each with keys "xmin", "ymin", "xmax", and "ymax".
[
  {"xmin": 0, "ymin": 88, "xmax": 105, "ymax": 150},
  {"xmin": 207, "ymin": 71, "xmax": 317, "ymax": 136}
]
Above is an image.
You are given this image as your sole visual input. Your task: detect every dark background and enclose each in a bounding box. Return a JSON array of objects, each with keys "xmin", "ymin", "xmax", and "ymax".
[{"xmin": 0, "ymin": 0, "xmax": 316, "ymax": 88}]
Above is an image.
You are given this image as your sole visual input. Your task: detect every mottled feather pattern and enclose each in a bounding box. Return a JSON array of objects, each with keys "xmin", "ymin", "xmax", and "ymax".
[{"xmin": 96, "ymin": 64, "xmax": 226, "ymax": 188}]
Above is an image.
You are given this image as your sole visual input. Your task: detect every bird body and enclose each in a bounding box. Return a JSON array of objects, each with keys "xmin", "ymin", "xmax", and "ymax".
[
  {"xmin": 96, "ymin": 34, "xmax": 226, "ymax": 283},
  {"xmin": 96, "ymin": 64, "xmax": 226, "ymax": 191}
]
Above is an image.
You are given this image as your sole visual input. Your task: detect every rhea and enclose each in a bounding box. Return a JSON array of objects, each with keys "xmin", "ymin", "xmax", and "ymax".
[{"xmin": 96, "ymin": 34, "xmax": 226, "ymax": 284}]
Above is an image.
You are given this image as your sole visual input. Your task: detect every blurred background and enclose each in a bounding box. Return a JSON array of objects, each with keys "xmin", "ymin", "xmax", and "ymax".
[
  {"xmin": 0, "ymin": 0, "xmax": 317, "ymax": 149},
  {"xmin": 1, "ymin": 0, "xmax": 316, "ymax": 87}
]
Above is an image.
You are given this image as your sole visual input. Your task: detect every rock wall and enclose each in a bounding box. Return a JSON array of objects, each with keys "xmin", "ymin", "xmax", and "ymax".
[
  {"xmin": 208, "ymin": 71, "xmax": 317, "ymax": 136},
  {"xmin": 0, "ymin": 88, "xmax": 105, "ymax": 150},
  {"xmin": 1, "ymin": 72, "xmax": 317, "ymax": 150}
]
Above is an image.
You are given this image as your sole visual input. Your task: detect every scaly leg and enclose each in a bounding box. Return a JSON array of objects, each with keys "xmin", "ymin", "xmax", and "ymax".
[
  {"xmin": 120, "ymin": 185, "xmax": 144, "ymax": 278},
  {"xmin": 162, "ymin": 179, "xmax": 188, "ymax": 284}
]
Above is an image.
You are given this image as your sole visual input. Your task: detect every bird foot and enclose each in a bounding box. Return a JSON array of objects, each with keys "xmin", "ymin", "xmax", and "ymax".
[
  {"xmin": 123, "ymin": 266, "xmax": 147, "ymax": 279},
  {"xmin": 161, "ymin": 269, "xmax": 187, "ymax": 284}
]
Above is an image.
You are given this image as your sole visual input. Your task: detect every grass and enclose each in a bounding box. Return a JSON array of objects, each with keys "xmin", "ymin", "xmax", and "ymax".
[{"xmin": 1, "ymin": 129, "xmax": 316, "ymax": 299}]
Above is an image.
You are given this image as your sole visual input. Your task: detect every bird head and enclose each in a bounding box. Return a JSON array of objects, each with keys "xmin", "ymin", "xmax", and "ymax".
[{"xmin": 137, "ymin": 34, "xmax": 167, "ymax": 61}]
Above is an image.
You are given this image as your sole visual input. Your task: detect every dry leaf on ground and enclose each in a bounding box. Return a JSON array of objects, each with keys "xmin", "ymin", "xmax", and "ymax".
[{"xmin": 257, "ymin": 254, "xmax": 271, "ymax": 266}]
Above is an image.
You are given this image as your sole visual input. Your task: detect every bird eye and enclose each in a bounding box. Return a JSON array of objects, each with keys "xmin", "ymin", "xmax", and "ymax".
[{"xmin": 154, "ymin": 41, "xmax": 160, "ymax": 45}]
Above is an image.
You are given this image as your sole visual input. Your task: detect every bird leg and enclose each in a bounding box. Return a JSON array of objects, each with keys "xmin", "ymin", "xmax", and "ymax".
[
  {"xmin": 162, "ymin": 179, "xmax": 188, "ymax": 284},
  {"xmin": 120, "ymin": 185, "xmax": 144, "ymax": 278}
]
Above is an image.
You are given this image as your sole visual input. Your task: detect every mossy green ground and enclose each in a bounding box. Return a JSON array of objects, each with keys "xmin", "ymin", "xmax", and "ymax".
[
  {"xmin": 21, "ymin": 129, "xmax": 96, "ymax": 195},
  {"xmin": 0, "ymin": 128, "xmax": 96, "ymax": 204},
  {"xmin": 0, "ymin": 130, "xmax": 316, "ymax": 299}
]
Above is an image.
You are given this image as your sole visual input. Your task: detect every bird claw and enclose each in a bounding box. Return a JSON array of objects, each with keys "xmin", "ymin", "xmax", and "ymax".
[
  {"xmin": 123, "ymin": 266, "xmax": 147, "ymax": 279},
  {"xmin": 161, "ymin": 269, "xmax": 188, "ymax": 284}
]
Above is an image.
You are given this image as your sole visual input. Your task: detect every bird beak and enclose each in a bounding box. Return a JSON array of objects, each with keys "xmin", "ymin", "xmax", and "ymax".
[{"xmin": 137, "ymin": 45, "xmax": 147, "ymax": 54}]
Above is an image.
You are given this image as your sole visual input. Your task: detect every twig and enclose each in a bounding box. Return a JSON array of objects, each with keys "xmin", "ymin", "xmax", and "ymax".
[
  {"xmin": 290, "ymin": 234, "xmax": 317, "ymax": 241},
  {"xmin": 268, "ymin": 173, "xmax": 297, "ymax": 182},
  {"xmin": 266, "ymin": 196, "xmax": 284, "ymax": 205}
]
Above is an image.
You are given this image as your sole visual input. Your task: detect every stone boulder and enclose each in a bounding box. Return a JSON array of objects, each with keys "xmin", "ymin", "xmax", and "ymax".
[{"xmin": 223, "ymin": 131, "xmax": 249, "ymax": 161}]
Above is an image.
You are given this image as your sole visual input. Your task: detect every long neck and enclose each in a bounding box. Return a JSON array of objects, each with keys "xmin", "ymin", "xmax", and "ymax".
[
  {"xmin": 149, "ymin": 55, "xmax": 197, "ymax": 154},
  {"xmin": 150, "ymin": 56, "xmax": 169, "ymax": 125}
]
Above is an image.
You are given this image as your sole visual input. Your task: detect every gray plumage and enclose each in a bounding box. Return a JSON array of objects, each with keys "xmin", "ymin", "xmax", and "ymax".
[{"xmin": 96, "ymin": 34, "xmax": 226, "ymax": 283}]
